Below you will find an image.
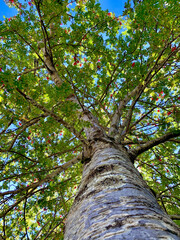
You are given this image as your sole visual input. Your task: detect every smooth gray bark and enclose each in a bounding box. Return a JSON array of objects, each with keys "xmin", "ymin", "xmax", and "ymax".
[{"xmin": 64, "ymin": 141, "xmax": 180, "ymax": 240}]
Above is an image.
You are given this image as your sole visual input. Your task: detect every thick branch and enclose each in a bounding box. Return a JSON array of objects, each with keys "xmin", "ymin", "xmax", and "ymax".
[
  {"xmin": 109, "ymin": 84, "xmax": 142, "ymax": 137},
  {"xmin": 128, "ymin": 130, "xmax": 180, "ymax": 161},
  {"xmin": 117, "ymin": 94, "xmax": 141, "ymax": 141},
  {"xmin": 169, "ymin": 215, "xmax": 180, "ymax": 220}
]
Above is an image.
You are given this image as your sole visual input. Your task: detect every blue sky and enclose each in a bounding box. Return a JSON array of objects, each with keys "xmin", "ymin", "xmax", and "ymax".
[
  {"xmin": 0, "ymin": 0, "xmax": 127, "ymax": 21},
  {"xmin": 0, "ymin": 0, "xmax": 17, "ymax": 20},
  {"xmin": 99, "ymin": 0, "xmax": 127, "ymax": 15}
]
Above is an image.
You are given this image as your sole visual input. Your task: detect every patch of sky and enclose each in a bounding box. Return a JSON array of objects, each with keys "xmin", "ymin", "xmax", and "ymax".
[
  {"xmin": 98, "ymin": 0, "xmax": 127, "ymax": 16},
  {"xmin": 0, "ymin": 1, "xmax": 17, "ymax": 21}
]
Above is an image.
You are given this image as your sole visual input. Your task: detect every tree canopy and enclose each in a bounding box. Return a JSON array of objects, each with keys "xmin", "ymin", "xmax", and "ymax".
[{"xmin": 0, "ymin": 0, "xmax": 179, "ymax": 239}]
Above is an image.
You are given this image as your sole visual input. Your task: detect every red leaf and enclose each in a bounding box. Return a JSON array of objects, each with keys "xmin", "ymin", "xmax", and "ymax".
[
  {"xmin": 132, "ymin": 62, "xmax": 135, "ymax": 67},
  {"xmin": 171, "ymin": 46, "xmax": 176, "ymax": 52}
]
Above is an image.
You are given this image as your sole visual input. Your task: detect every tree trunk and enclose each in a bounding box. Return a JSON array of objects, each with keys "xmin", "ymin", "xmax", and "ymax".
[{"xmin": 64, "ymin": 141, "xmax": 180, "ymax": 240}]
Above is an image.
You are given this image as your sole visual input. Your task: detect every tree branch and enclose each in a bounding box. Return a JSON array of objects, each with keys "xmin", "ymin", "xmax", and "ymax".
[
  {"xmin": 0, "ymin": 115, "xmax": 46, "ymax": 153},
  {"xmin": 108, "ymin": 35, "xmax": 180, "ymax": 139},
  {"xmin": 35, "ymin": 1, "xmax": 63, "ymax": 86},
  {"xmin": 128, "ymin": 130, "xmax": 180, "ymax": 161},
  {"xmin": 0, "ymin": 152, "xmax": 82, "ymax": 198},
  {"xmin": 129, "ymin": 106, "xmax": 156, "ymax": 131},
  {"xmin": 169, "ymin": 215, "xmax": 180, "ymax": 220},
  {"xmin": 18, "ymin": 65, "xmax": 45, "ymax": 76},
  {"xmin": 16, "ymin": 88, "xmax": 88, "ymax": 145},
  {"xmin": 109, "ymin": 84, "xmax": 142, "ymax": 137}
]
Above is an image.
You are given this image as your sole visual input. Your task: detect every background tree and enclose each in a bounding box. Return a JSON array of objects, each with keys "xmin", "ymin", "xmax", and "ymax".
[{"xmin": 0, "ymin": 0, "xmax": 179, "ymax": 239}]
